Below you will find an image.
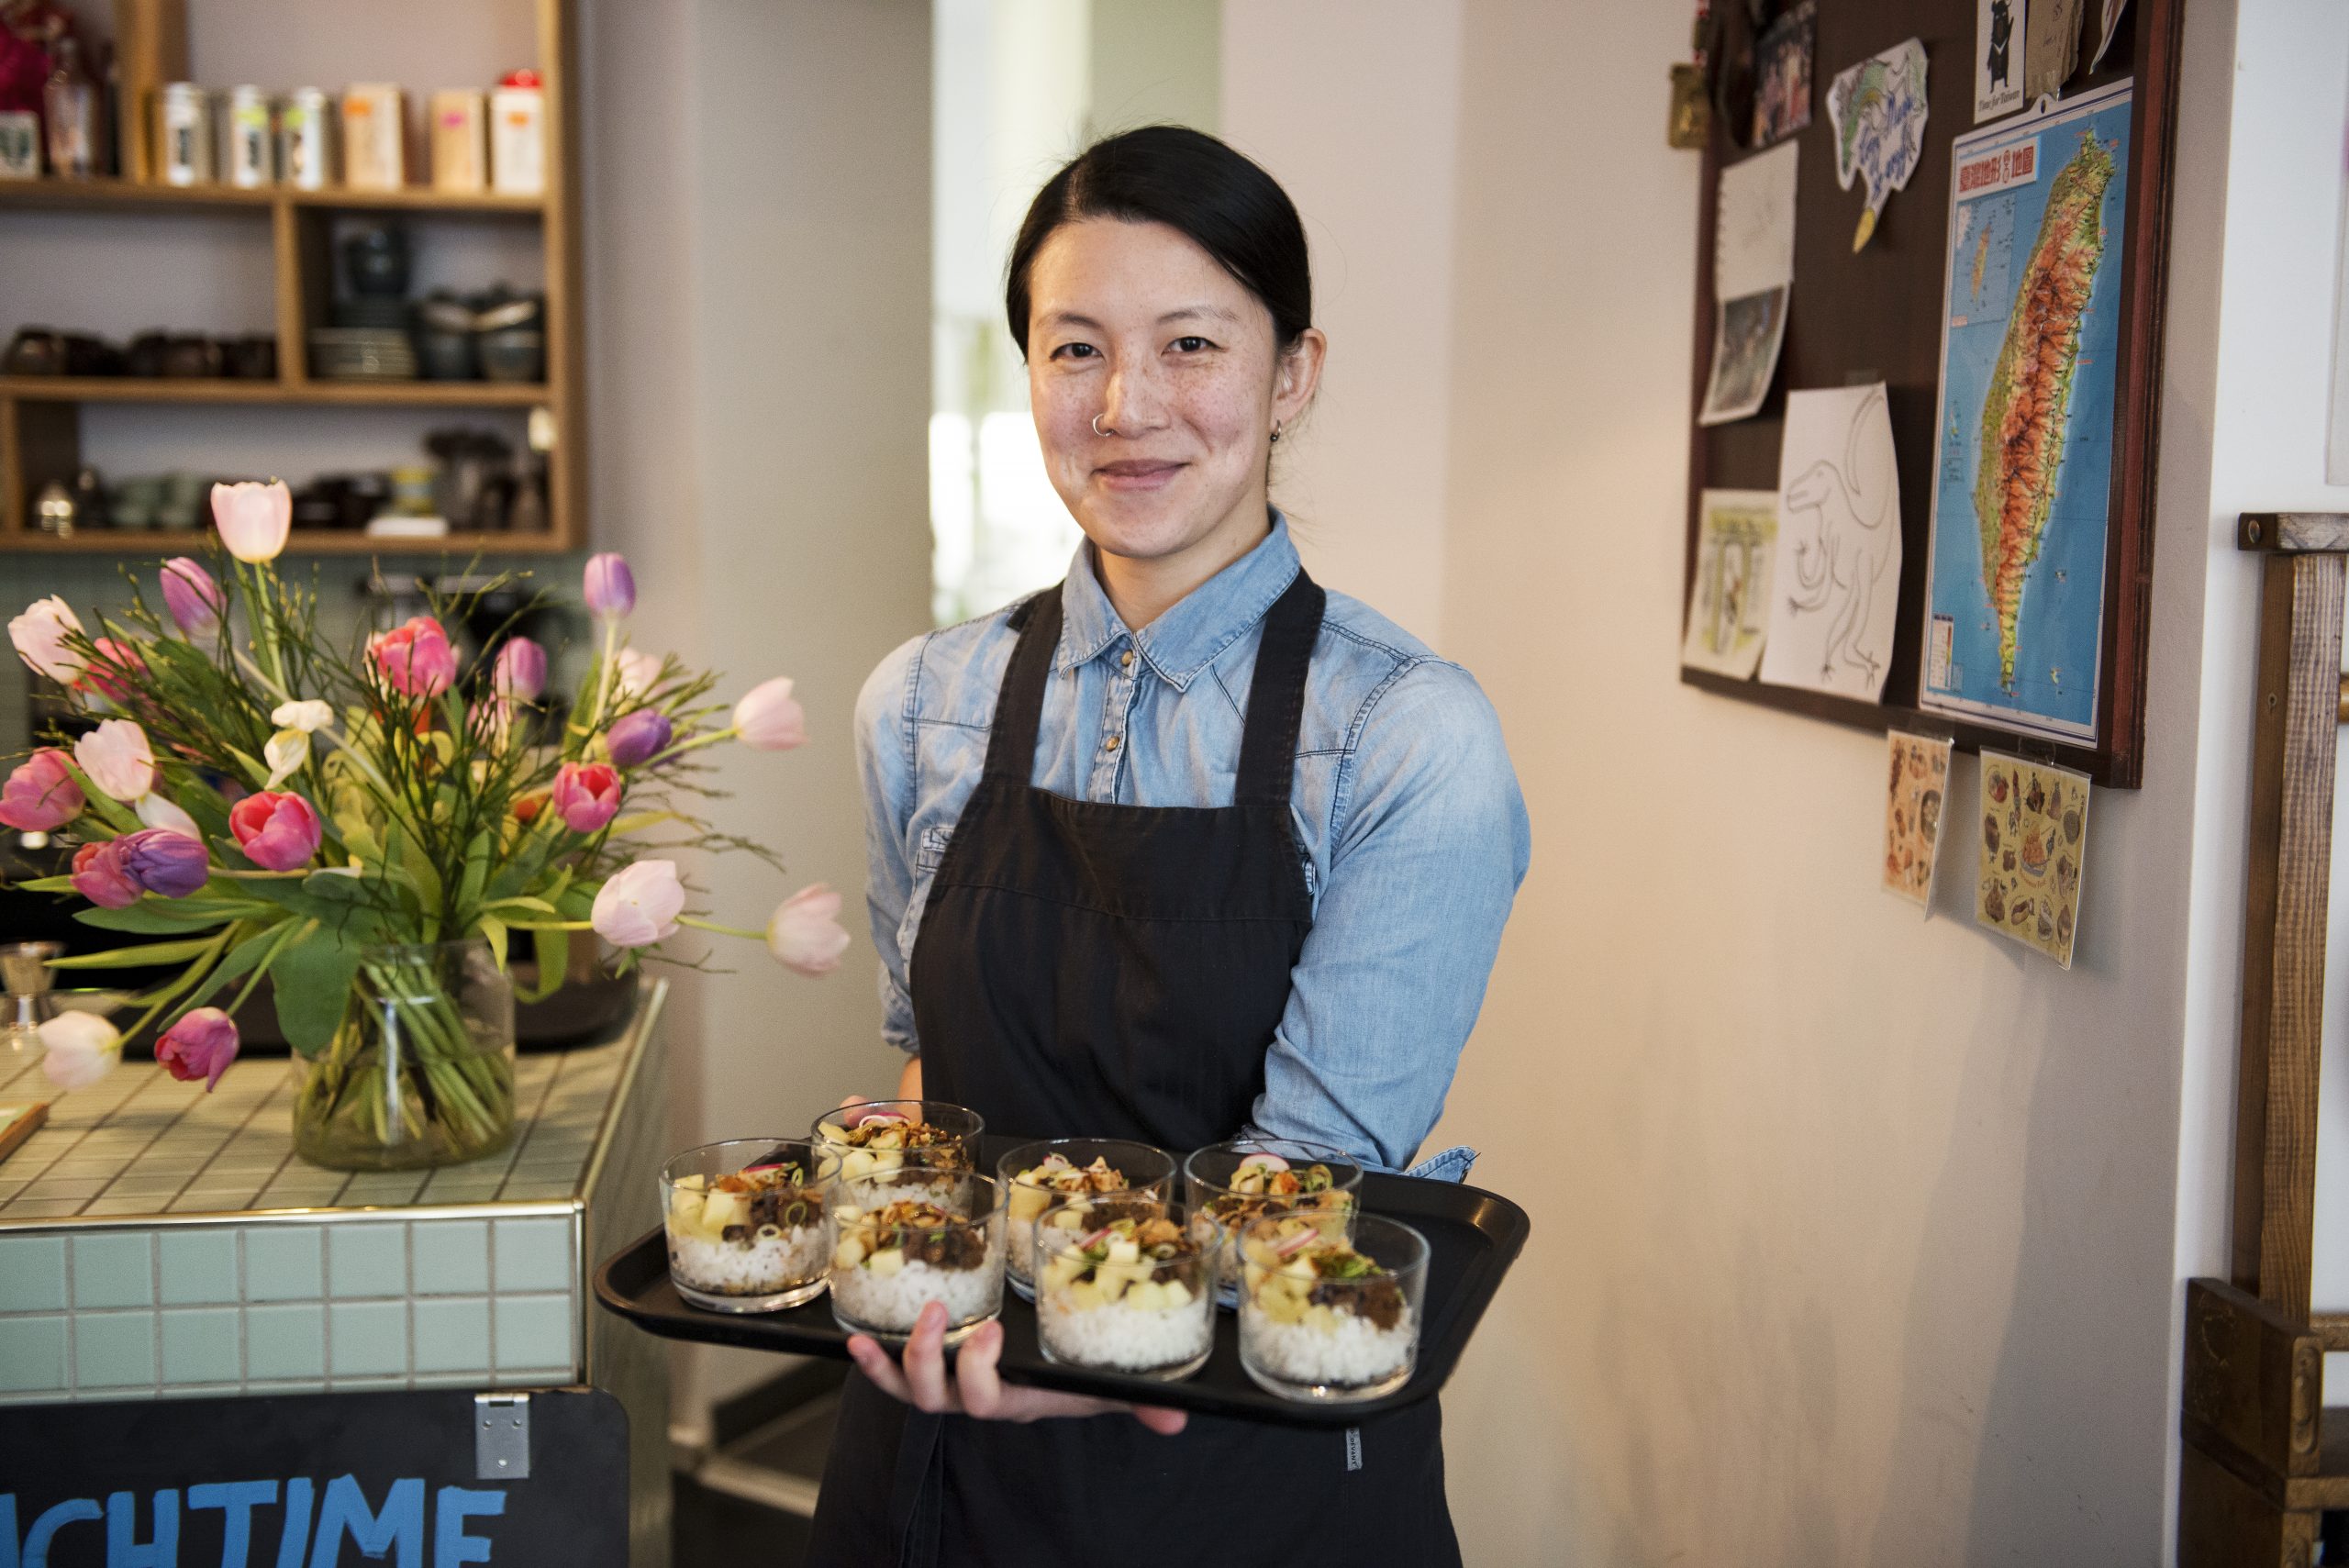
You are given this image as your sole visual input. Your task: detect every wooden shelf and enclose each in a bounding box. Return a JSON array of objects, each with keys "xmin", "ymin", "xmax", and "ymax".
[
  {"xmin": 0, "ymin": 178, "xmax": 543, "ymax": 217},
  {"xmin": 0, "ymin": 528, "xmax": 572, "ymax": 556},
  {"xmin": 0, "ymin": 376, "xmax": 549, "ymax": 406}
]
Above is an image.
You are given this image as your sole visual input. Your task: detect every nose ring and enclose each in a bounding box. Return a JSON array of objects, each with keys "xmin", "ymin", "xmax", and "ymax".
[{"xmin": 1092, "ymin": 414, "xmax": 1113, "ymax": 437}]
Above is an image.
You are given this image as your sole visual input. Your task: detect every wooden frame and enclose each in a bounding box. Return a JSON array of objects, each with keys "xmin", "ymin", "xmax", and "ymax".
[
  {"xmin": 1681, "ymin": 0, "xmax": 2185, "ymax": 787},
  {"xmin": 0, "ymin": 0, "xmax": 584, "ymax": 555}
]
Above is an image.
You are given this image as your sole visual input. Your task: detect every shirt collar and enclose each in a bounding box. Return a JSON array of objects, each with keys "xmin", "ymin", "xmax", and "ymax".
[{"xmin": 1054, "ymin": 512, "xmax": 1303, "ymax": 691}]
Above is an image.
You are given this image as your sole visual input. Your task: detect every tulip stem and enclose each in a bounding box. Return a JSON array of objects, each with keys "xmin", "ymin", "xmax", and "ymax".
[
  {"xmin": 640, "ymin": 728, "xmax": 738, "ymax": 769},
  {"xmin": 584, "ymin": 618, "xmax": 620, "ymax": 735},
  {"xmin": 680, "ymin": 917, "xmax": 763, "ymax": 940}
]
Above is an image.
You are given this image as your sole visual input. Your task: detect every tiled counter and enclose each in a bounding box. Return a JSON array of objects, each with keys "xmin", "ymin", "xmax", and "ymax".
[{"xmin": 0, "ymin": 979, "xmax": 672, "ymax": 1562}]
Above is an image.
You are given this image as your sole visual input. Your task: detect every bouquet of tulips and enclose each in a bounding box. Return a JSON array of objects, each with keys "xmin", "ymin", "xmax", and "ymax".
[{"xmin": 3, "ymin": 481, "xmax": 850, "ymax": 1162}]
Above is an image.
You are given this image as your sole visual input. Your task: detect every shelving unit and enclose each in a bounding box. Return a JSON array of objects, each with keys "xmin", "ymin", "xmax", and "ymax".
[{"xmin": 0, "ymin": 0, "xmax": 584, "ymax": 555}]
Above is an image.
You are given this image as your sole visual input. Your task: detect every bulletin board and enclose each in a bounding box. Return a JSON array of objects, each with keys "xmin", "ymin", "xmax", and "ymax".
[{"xmin": 1681, "ymin": 0, "xmax": 2183, "ymax": 788}]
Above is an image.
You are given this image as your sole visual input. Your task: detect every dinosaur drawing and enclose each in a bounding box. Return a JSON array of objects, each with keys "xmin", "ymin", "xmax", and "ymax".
[{"xmin": 1782, "ymin": 389, "xmax": 1897, "ymax": 687}]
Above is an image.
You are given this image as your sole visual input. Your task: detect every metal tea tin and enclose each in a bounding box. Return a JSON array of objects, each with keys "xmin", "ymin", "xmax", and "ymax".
[
  {"xmin": 227, "ymin": 86, "xmax": 275, "ymax": 186},
  {"xmin": 279, "ymin": 88, "xmax": 332, "ymax": 189},
  {"xmin": 160, "ymin": 82, "xmax": 213, "ymax": 185}
]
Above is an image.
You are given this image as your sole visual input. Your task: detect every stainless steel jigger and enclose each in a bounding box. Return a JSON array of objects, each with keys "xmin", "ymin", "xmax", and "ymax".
[{"xmin": 1, "ymin": 942, "xmax": 62, "ymax": 1058}]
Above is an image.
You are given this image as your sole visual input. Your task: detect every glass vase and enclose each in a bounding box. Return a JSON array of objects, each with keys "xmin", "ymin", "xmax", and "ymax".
[{"xmin": 293, "ymin": 939, "xmax": 518, "ymax": 1171}]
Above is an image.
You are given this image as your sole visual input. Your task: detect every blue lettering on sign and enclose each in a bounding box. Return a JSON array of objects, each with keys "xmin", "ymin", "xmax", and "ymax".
[{"xmin": 2, "ymin": 1482, "xmax": 507, "ymax": 1568}]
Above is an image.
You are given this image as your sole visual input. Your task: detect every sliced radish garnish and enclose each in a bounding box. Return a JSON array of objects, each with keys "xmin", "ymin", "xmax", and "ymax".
[
  {"xmin": 1275, "ymin": 1228, "xmax": 1321, "ymax": 1259},
  {"xmin": 1235, "ymin": 1151, "xmax": 1291, "ymax": 1176},
  {"xmin": 852, "ymin": 1108, "xmax": 911, "ymax": 1128},
  {"xmin": 1080, "ymin": 1225, "xmax": 1119, "ymax": 1250}
]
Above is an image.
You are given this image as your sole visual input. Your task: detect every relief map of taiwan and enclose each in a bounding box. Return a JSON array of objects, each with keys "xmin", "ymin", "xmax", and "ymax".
[{"xmin": 1920, "ymin": 80, "xmax": 2132, "ymax": 743}]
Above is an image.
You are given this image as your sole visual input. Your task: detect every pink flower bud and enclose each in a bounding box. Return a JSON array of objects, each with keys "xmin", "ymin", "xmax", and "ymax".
[
  {"xmin": 39, "ymin": 1010, "xmax": 121, "ymax": 1090},
  {"xmin": 583, "ymin": 553, "xmax": 636, "ymax": 618},
  {"xmin": 71, "ymin": 841, "xmax": 140, "ymax": 908},
  {"xmin": 590, "ymin": 859, "xmax": 684, "ymax": 948},
  {"xmin": 74, "ymin": 718, "xmax": 156, "ymax": 801},
  {"xmin": 228, "ymin": 790, "xmax": 322, "ymax": 871},
  {"xmin": 157, "ymin": 1006, "xmax": 240, "ymax": 1091},
  {"xmin": 494, "ymin": 637, "xmax": 548, "ymax": 701},
  {"xmin": 551, "ymin": 762, "xmax": 621, "ymax": 834},
  {"xmin": 212, "ymin": 480, "xmax": 292, "ymax": 563},
  {"xmin": 367, "ymin": 616, "xmax": 458, "ymax": 698},
  {"xmin": 765, "ymin": 884, "xmax": 852, "ymax": 975},
  {"xmin": 732, "ymin": 677, "xmax": 806, "ymax": 751},
  {"xmin": 84, "ymin": 637, "xmax": 149, "ymax": 704},
  {"xmin": 0, "ymin": 749, "xmax": 84, "ymax": 831},
  {"xmin": 604, "ymin": 709, "xmax": 673, "ymax": 768},
  {"xmin": 161, "ymin": 558, "xmax": 225, "ymax": 639},
  {"xmin": 9, "ymin": 595, "xmax": 85, "ymax": 684}
]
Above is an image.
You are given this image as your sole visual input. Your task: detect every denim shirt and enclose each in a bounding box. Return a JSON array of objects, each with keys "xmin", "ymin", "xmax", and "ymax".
[{"xmin": 855, "ymin": 517, "xmax": 1531, "ymax": 1180}]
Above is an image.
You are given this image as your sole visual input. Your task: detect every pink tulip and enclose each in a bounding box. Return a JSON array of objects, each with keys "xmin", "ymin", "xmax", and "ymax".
[
  {"xmin": 613, "ymin": 648, "xmax": 663, "ymax": 699},
  {"xmin": 74, "ymin": 718, "xmax": 156, "ymax": 801},
  {"xmin": 156, "ymin": 1007, "xmax": 239, "ymax": 1091},
  {"xmin": 494, "ymin": 637, "xmax": 548, "ymax": 700},
  {"xmin": 117, "ymin": 827, "xmax": 210, "ymax": 898},
  {"xmin": 604, "ymin": 709, "xmax": 672, "ymax": 768},
  {"xmin": 83, "ymin": 637, "xmax": 149, "ymax": 704},
  {"xmin": 591, "ymin": 859, "xmax": 684, "ymax": 948},
  {"xmin": 9, "ymin": 595, "xmax": 85, "ymax": 684},
  {"xmin": 137, "ymin": 792, "xmax": 202, "ymax": 837},
  {"xmin": 584, "ymin": 553, "xmax": 636, "ymax": 618},
  {"xmin": 161, "ymin": 558, "xmax": 225, "ymax": 639},
  {"xmin": 551, "ymin": 762, "xmax": 621, "ymax": 834},
  {"xmin": 71, "ymin": 841, "xmax": 140, "ymax": 908},
  {"xmin": 368, "ymin": 616, "xmax": 458, "ymax": 698},
  {"xmin": 765, "ymin": 884, "xmax": 852, "ymax": 975},
  {"xmin": 0, "ymin": 749, "xmax": 84, "ymax": 831},
  {"xmin": 732, "ymin": 677, "xmax": 807, "ymax": 751},
  {"xmin": 39, "ymin": 1010, "xmax": 121, "ymax": 1090},
  {"xmin": 212, "ymin": 480, "xmax": 292, "ymax": 563},
  {"xmin": 228, "ymin": 790, "xmax": 322, "ymax": 871}
]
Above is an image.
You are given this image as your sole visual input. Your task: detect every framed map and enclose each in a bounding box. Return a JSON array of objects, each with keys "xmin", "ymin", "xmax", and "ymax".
[{"xmin": 1919, "ymin": 80, "xmax": 2131, "ymax": 742}]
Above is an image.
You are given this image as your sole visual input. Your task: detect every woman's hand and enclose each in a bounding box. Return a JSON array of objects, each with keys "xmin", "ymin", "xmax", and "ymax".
[{"xmin": 847, "ymin": 1301, "xmax": 1188, "ymax": 1434}]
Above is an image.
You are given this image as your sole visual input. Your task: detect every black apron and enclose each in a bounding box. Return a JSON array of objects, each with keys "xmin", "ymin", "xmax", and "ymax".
[{"xmin": 806, "ymin": 568, "xmax": 1458, "ymax": 1568}]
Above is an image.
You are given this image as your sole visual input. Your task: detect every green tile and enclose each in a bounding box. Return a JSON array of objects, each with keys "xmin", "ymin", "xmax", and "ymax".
[
  {"xmin": 160, "ymin": 1307, "xmax": 241, "ymax": 1385},
  {"xmin": 243, "ymin": 1304, "xmax": 324, "ymax": 1380},
  {"xmin": 75, "ymin": 1311, "xmax": 156, "ymax": 1388},
  {"xmin": 0, "ymin": 1236, "xmax": 67, "ymax": 1311},
  {"xmin": 493, "ymin": 1218, "xmax": 572, "ymax": 1293},
  {"xmin": 413, "ymin": 1221, "xmax": 489, "ymax": 1296},
  {"xmin": 412, "ymin": 1298, "xmax": 490, "ymax": 1375},
  {"xmin": 71, "ymin": 1232, "xmax": 154, "ymax": 1308},
  {"xmin": 159, "ymin": 1231, "xmax": 240, "ymax": 1305},
  {"xmin": 0, "ymin": 1317, "xmax": 68, "ymax": 1393},
  {"xmin": 328, "ymin": 1223, "xmax": 407, "ymax": 1298},
  {"xmin": 492, "ymin": 1294, "xmax": 573, "ymax": 1373},
  {"xmin": 244, "ymin": 1228, "xmax": 322, "ymax": 1300},
  {"xmin": 328, "ymin": 1300, "xmax": 408, "ymax": 1378}
]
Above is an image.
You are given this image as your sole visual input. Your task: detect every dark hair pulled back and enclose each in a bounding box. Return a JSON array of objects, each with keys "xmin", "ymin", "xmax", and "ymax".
[{"xmin": 1005, "ymin": 125, "xmax": 1312, "ymax": 359}]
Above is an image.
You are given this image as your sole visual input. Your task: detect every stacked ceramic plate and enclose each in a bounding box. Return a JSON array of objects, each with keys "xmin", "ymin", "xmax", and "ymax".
[{"xmin": 308, "ymin": 328, "xmax": 417, "ymax": 381}]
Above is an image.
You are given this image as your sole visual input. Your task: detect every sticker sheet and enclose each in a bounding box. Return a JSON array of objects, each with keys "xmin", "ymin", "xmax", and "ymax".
[
  {"xmin": 1976, "ymin": 751, "xmax": 2090, "ymax": 967},
  {"xmin": 1758, "ymin": 383, "xmax": 1901, "ymax": 699},
  {"xmin": 1682, "ymin": 489, "xmax": 1780, "ymax": 679},
  {"xmin": 1884, "ymin": 732, "xmax": 1954, "ymax": 909}
]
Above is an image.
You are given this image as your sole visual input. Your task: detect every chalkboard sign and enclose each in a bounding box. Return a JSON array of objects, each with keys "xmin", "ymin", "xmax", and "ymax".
[
  {"xmin": 1684, "ymin": 0, "xmax": 2183, "ymax": 787},
  {"xmin": 0, "ymin": 1388, "xmax": 626, "ymax": 1567}
]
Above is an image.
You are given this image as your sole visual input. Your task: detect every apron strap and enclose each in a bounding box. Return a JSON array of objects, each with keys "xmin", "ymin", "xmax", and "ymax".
[
  {"xmin": 1234, "ymin": 571, "xmax": 1327, "ymax": 806},
  {"xmin": 982, "ymin": 587, "xmax": 1066, "ymax": 784}
]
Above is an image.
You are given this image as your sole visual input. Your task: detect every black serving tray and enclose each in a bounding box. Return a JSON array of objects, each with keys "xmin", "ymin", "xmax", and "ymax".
[{"xmin": 593, "ymin": 1135, "xmax": 1529, "ymax": 1426}]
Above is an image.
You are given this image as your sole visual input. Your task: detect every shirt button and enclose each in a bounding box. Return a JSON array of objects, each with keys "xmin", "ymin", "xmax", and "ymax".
[
  {"xmin": 1119, "ymin": 650, "xmax": 1135, "ymax": 670},
  {"xmin": 1103, "ymin": 735, "xmax": 1121, "ymax": 751}
]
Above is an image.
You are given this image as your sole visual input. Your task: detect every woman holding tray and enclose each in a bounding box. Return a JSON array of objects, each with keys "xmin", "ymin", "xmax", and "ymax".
[{"xmin": 808, "ymin": 126, "xmax": 1530, "ymax": 1567}]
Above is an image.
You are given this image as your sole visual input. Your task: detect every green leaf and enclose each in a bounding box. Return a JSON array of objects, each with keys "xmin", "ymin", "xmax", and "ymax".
[
  {"xmin": 12, "ymin": 875, "xmax": 77, "ymax": 893},
  {"xmin": 477, "ymin": 913, "xmax": 508, "ymax": 970},
  {"xmin": 76, "ymin": 902, "xmax": 228, "ymax": 934},
  {"xmin": 47, "ymin": 936, "xmax": 228, "ymax": 969},
  {"xmin": 518, "ymin": 923, "xmax": 567, "ymax": 1003},
  {"xmin": 456, "ymin": 828, "xmax": 492, "ymax": 917},
  {"xmin": 52, "ymin": 758, "xmax": 140, "ymax": 833},
  {"xmin": 269, "ymin": 927, "xmax": 364, "ymax": 1056}
]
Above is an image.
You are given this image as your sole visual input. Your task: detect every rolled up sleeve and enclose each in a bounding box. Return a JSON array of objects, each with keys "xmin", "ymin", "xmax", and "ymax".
[{"xmin": 855, "ymin": 640, "xmax": 923, "ymax": 1055}]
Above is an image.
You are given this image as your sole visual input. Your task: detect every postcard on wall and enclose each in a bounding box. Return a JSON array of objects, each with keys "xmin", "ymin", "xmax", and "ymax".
[
  {"xmin": 1829, "ymin": 38, "xmax": 1931, "ymax": 250},
  {"xmin": 1752, "ymin": 1, "xmax": 1816, "ymax": 149},
  {"xmin": 2024, "ymin": 0, "xmax": 2086, "ymax": 104},
  {"xmin": 1977, "ymin": 0, "xmax": 2026, "ymax": 121},
  {"xmin": 1976, "ymin": 751, "xmax": 2089, "ymax": 967},
  {"xmin": 1758, "ymin": 383, "xmax": 1901, "ymax": 700},
  {"xmin": 1700, "ymin": 141, "xmax": 1799, "ymax": 426},
  {"xmin": 1884, "ymin": 731, "xmax": 1954, "ymax": 909},
  {"xmin": 1682, "ymin": 489, "xmax": 1780, "ymax": 679},
  {"xmin": 1918, "ymin": 80, "xmax": 2132, "ymax": 744},
  {"xmin": 2089, "ymin": 0, "xmax": 2130, "ymax": 71}
]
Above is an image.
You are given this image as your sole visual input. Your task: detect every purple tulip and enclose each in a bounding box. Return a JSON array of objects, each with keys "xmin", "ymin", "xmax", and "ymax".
[
  {"xmin": 160, "ymin": 558, "xmax": 225, "ymax": 639},
  {"xmin": 0, "ymin": 749, "xmax": 85, "ymax": 831},
  {"xmin": 156, "ymin": 1006, "xmax": 239, "ymax": 1091},
  {"xmin": 605, "ymin": 709, "xmax": 673, "ymax": 768},
  {"xmin": 70, "ymin": 841, "xmax": 140, "ymax": 908},
  {"xmin": 117, "ymin": 827, "xmax": 210, "ymax": 898},
  {"xmin": 494, "ymin": 637, "xmax": 548, "ymax": 701},
  {"xmin": 583, "ymin": 553, "xmax": 636, "ymax": 619}
]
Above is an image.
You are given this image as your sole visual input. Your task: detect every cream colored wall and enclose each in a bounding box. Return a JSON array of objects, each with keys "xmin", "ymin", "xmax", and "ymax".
[{"xmin": 1219, "ymin": 0, "xmax": 2288, "ymax": 1560}]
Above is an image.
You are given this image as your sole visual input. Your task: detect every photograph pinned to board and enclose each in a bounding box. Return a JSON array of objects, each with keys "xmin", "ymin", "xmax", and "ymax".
[
  {"xmin": 1919, "ymin": 79, "xmax": 2132, "ymax": 745},
  {"xmin": 1976, "ymin": 0, "xmax": 2025, "ymax": 121},
  {"xmin": 1751, "ymin": 1, "xmax": 1816, "ymax": 149},
  {"xmin": 1759, "ymin": 382, "xmax": 1900, "ymax": 701},
  {"xmin": 1884, "ymin": 731, "xmax": 1954, "ymax": 909},
  {"xmin": 1829, "ymin": 37, "xmax": 1931, "ymax": 250},
  {"xmin": 1699, "ymin": 139, "xmax": 1799, "ymax": 426},
  {"xmin": 1682, "ymin": 489, "xmax": 1780, "ymax": 679},
  {"xmin": 1976, "ymin": 751, "xmax": 2089, "ymax": 967},
  {"xmin": 2024, "ymin": 0, "xmax": 2086, "ymax": 103},
  {"xmin": 2089, "ymin": 0, "xmax": 2130, "ymax": 71}
]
